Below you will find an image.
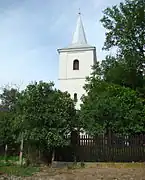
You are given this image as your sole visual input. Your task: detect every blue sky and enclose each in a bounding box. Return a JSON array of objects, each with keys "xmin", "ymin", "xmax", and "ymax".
[{"xmin": 0, "ymin": 0, "xmax": 122, "ymax": 89}]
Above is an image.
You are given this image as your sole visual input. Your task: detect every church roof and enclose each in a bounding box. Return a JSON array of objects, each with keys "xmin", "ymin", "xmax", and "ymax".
[
  {"xmin": 68, "ymin": 12, "xmax": 92, "ymax": 48},
  {"xmin": 71, "ymin": 13, "xmax": 87, "ymax": 45},
  {"xmin": 58, "ymin": 12, "xmax": 95, "ymax": 52}
]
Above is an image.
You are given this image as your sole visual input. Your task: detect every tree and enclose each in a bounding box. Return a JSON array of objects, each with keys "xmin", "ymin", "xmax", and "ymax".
[
  {"xmin": 79, "ymin": 0, "xmax": 145, "ymax": 137},
  {"xmin": 100, "ymin": 55, "xmax": 144, "ymax": 91},
  {"xmin": 100, "ymin": 0, "xmax": 145, "ymax": 95},
  {"xmin": 0, "ymin": 107, "xmax": 13, "ymax": 145},
  {"xmin": 0, "ymin": 87, "xmax": 20, "ymax": 111},
  {"xmin": 101, "ymin": 0, "xmax": 144, "ymax": 60},
  {"xmin": 15, "ymin": 81, "xmax": 77, "ymax": 164},
  {"xmin": 80, "ymin": 65, "xmax": 145, "ymax": 136},
  {"xmin": 0, "ymin": 87, "xmax": 20, "ymax": 159}
]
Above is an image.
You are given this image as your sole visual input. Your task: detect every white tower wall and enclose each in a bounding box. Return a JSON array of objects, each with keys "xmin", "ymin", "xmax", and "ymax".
[{"xmin": 58, "ymin": 13, "xmax": 96, "ymax": 109}]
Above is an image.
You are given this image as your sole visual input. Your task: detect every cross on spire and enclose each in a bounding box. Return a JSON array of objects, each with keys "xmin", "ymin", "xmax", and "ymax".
[
  {"xmin": 71, "ymin": 10, "xmax": 87, "ymax": 46},
  {"xmin": 78, "ymin": 8, "xmax": 81, "ymax": 15}
]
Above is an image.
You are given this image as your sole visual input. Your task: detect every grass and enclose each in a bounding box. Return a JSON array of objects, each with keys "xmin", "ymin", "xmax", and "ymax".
[
  {"xmin": 0, "ymin": 156, "xmax": 18, "ymax": 166},
  {"xmin": 0, "ymin": 155, "xmax": 144, "ymax": 177},
  {"xmin": 0, "ymin": 165, "xmax": 40, "ymax": 177},
  {"xmin": 65, "ymin": 162, "xmax": 145, "ymax": 170},
  {"xmin": 0, "ymin": 156, "xmax": 40, "ymax": 177},
  {"xmin": 85, "ymin": 162, "xmax": 145, "ymax": 168},
  {"xmin": 0, "ymin": 156, "xmax": 19, "ymax": 161}
]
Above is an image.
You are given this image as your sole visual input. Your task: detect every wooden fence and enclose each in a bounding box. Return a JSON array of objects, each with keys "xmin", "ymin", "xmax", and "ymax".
[
  {"xmin": 55, "ymin": 134, "xmax": 145, "ymax": 162},
  {"xmin": 0, "ymin": 133, "xmax": 145, "ymax": 162}
]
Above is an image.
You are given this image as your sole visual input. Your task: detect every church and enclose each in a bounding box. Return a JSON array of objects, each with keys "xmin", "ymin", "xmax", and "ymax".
[{"xmin": 58, "ymin": 13, "xmax": 97, "ymax": 109}]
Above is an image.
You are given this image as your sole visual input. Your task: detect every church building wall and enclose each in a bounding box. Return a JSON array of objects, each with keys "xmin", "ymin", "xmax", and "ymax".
[{"xmin": 58, "ymin": 13, "xmax": 96, "ymax": 109}]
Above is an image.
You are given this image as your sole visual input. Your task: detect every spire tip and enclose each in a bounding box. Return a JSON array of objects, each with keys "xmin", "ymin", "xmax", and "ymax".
[
  {"xmin": 72, "ymin": 9, "xmax": 87, "ymax": 45},
  {"xmin": 78, "ymin": 8, "xmax": 81, "ymax": 15}
]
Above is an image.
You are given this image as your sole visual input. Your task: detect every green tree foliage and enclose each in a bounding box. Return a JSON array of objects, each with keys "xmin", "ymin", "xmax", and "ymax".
[
  {"xmin": 0, "ymin": 82, "xmax": 77, "ymax": 164},
  {"xmin": 100, "ymin": 0, "xmax": 145, "ymax": 95},
  {"xmin": 0, "ymin": 87, "xmax": 19, "ymax": 146},
  {"xmin": 80, "ymin": 68, "xmax": 145, "ymax": 136},
  {"xmin": 0, "ymin": 108, "xmax": 13, "ymax": 145},
  {"xmin": 15, "ymin": 81, "xmax": 76, "ymax": 150},
  {"xmin": 101, "ymin": 0, "xmax": 144, "ymax": 59},
  {"xmin": 0, "ymin": 87, "xmax": 20, "ymax": 111},
  {"xmin": 100, "ymin": 55, "xmax": 145, "ymax": 91}
]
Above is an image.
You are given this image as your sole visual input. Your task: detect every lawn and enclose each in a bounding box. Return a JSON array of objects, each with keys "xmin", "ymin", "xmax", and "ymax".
[
  {"xmin": 0, "ymin": 165, "xmax": 39, "ymax": 177},
  {"xmin": 0, "ymin": 156, "xmax": 40, "ymax": 177}
]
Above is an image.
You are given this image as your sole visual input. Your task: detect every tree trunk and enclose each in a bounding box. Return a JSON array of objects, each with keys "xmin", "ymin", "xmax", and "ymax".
[
  {"xmin": 19, "ymin": 132, "xmax": 24, "ymax": 166},
  {"xmin": 51, "ymin": 149, "xmax": 55, "ymax": 166},
  {"xmin": 4, "ymin": 144, "xmax": 8, "ymax": 162},
  {"xmin": 108, "ymin": 128, "xmax": 112, "ymax": 146},
  {"xmin": 38, "ymin": 149, "xmax": 41, "ymax": 162}
]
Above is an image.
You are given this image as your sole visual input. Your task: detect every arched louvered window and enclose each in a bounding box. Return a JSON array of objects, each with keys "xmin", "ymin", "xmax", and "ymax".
[
  {"xmin": 74, "ymin": 93, "xmax": 78, "ymax": 102},
  {"xmin": 73, "ymin": 59, "xmax": 79, "ymax": 70}
]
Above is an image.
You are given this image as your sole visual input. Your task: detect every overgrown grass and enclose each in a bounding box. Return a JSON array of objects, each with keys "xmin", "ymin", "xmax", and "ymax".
[
  {"xmin": 66, "ymin": 162, "xmax": 145, "ymax": 169},
  {"xmin": 0, "ymin": 165, "xmax": 40, "ymax": 177},
  {"xmin": 0, "ymin": 156, "xmax": 19, "ymax": 161},
  {"xmin": 0, "ymin": 156, "xmax": 18, "ymax": 166},
  {"xmin": 0, "ymin": 156, "xmax": 40, "ymax": 177},
  {"xmin": 86, "ymin": 162, "xmax": 145, "ymax": 168}
]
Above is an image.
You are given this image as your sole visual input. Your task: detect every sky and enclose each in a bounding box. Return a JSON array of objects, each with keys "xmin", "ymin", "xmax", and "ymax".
[{"xmin": 0, "ymin": 0, "xmax": 122, "ymax": 89}]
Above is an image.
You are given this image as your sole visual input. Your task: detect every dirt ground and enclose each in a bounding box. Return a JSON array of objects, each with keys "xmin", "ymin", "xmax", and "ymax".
[
  {"xmin": 1, "ymin": 164, "xmax": 145, "ymax": 180},
  {"xmin": 31, "ymin": 166, "xmax": 145, "ymax": 180}
]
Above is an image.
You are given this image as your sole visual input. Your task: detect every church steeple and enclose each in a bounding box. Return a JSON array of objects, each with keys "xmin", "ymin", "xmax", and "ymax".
[
  {"xmin": 71, "ymin": 11, "xmax": 88, "ymax": 46},
  {"xmin": 58, "ymin": 11, "xmax": 95, "ymax": 51},
  {"xmin": 58, "ymin": 11, "xmax": 96, "ymax": 109}
]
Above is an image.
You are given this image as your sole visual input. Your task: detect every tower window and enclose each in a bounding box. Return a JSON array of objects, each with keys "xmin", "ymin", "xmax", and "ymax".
[
  {"xmin": 73, "ymin": 59, "xmax": 79, "ymax": 70},
  {"xmin": 74, "ymin": 93, "xmax": 78, "ymax": 102}
]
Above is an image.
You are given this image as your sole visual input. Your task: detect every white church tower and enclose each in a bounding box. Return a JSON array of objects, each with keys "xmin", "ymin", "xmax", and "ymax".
[{"xmin": 58, "ymin": 13, "xmax": 96, "ymax": 109}]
